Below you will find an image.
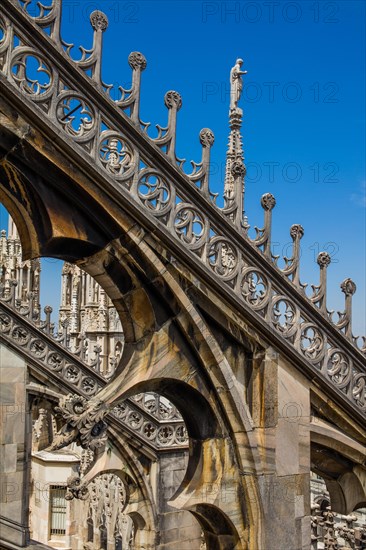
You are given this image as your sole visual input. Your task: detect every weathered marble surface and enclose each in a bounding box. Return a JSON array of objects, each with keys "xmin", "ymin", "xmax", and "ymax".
[{"xmin": 0, "ymin": 345, "xmax": 30, "ymax": 547}]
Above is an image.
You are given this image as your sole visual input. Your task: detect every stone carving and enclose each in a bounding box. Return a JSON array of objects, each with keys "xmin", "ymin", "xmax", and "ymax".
[
  {"xmin": 48, "ymin": 394, "xmax": 108, "ymax": 451},
  {"xmin": 1, "ymin": 238, "xmax": 365, "ymax": 417},
  {"xmin": 290, "ymin": 224, "xmax": 304, "ymax": 240},
  {"xmin": 174, "ymin": 206, "xmax": 206, "ymax": 247},
  {"xmin": 241, "ymin": 270, "xmax": 269, "ymax": 309},
  {"xmin": 32, "ymin": 408, "xmax": 50, "ymax": 451},
  {"xmin": 310, "ymin": 504, "xmax": 366, "ymax": 549},
  {"xmin": 300, "ymin": 325, "xmax": 324, "ymax": 362},
  {"xmin": 0, "ymin": 0, "xmax": 365, "ymax": 429},
  {"xmin": 80, "ymin": 449, "xmax": 95, "ymax": 476},
  {"xmin": 352, "ymin": 374, "xmax": 366, "ymax": 409},
  {"xmin": 327, "ymin": 350, "xmax": 351, "ymax": 388},
  {"xmin": 261, "ymin": 193, "xmax": 276, "ymax": 211},
  {"xmin": 11, "ymin": 51, "xmax": 53, "ymax": 97},
  {"xmin": 86, "ymin": 473, "xmax": 133, "ymax": 547},
  {"xmin": 0, "ymin": 293, "xmax": 190, "ymax": 449},
  {"xmin": 137, "ymin": 171, "xmax": 171, "ymax": 215},
  {"xmin": 1, "ymin": 8, "xmax": 366, "ymax": 546},
  {"xmin": 230, "ymin": 58, "xmax": 247, "ymax": 112},
  {"xmin": 65, "ymin": 474, "xmax": 89, "ymax": 501},
  {"xmin": 90, "ymin": 10, "xmax": 109, "ymax": 32},
  {"xmin": 208, "ymin": 239, "xmax": 238, "ymax": 279},
  {"xmin": 128, "ymin": 51, "xmax": 147, "ymax": 70},
  {"xmin": 199, "ymin": 128, "xmax": 215, "ymax": 148},
  {"xmin": 164, "ymin": 90, "xmax": 182, "ymax": 110},
  {"xmin": 112, "ymin": 397, "xmax": 188, "ymax": 447},
  {"xmin": 2, "ymin": 10, "xmax": 363, "ymax": 379},
  {"xmin": 272, "ymin": 298, "xmax": 297, "ymax": 334},
  {"xmin": 341, "ymin": 278, "xmax": 357, "ymax": 296},
  {"xmin": 231, "ymin": 159, "xmax": 246, "ymax": 176},
  {"xmin": 317, "ymin": 252, "xmax": 331, "ymax": 267},
  {"xmin": 56, "ymin": 94, "xmax": 95, "ymax": 138},
  {"xmin": 99, "ymin": 134, "xmax": 135, "ymax": 177}
]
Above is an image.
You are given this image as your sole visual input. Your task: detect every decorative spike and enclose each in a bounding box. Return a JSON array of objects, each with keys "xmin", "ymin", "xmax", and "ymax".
[
  {"xmin": 59, "ymin": 317, "xmax": 69, "ymax": 346},
  {"xmin": 256, "ymin": 193, "xmax": 276, "ymax": 258},
  {"xmin": 128, "ymin": 52, "xmax": 147, "ymax": 123},
  {"xmin": 9, "ymin": 279, "xmax": 17, "ymax": 307},
  {"xmin": 90, "ymin": 344, "xmax": 102, "ymax": 374},
  {"xmin": 187, "ymin": 128, "xmax": 215, "ymax": 198},
  {"xmin": 280, "ymin": 224, "xmax": 304, "ymax": 286},
  {"xmin": 163, "ymin": 91, "xmax": 182, "ymax": 161},
  {"xmin": 149, "ymin": 91, "xmax": 182, "ymax": 155},
  {"xmin": 26, "ymin": 290, "xmax": 37, "ymax": 321},
  {"xmin": 339, "ymin": 278, "xmax": 356, "ymax": 339},
  {"xmin": 89, "ymin": 11, "xmax": 108, "ymax": 84},
  {"xmin": 43, "ymin": 305, "xmax": 53, "ymax": 334},
  {"xmin": 310, "ymin": 251, "xmax": 331, "ymax": 313}
]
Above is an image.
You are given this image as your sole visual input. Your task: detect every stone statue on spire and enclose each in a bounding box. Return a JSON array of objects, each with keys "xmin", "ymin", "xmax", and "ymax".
[
  {"xmin": 224, "ymin": 59, "xmax": 247, "ymax": 227},
  {"xmin": 230, "ymin": 58, "xmax": 247, "ymax": 112}
]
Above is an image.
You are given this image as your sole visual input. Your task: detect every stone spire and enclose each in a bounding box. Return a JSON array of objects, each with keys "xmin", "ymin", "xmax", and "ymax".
[
  {"xmin": 59, "ymin": 263, "xmax": 123, "ymax": 376},
  {"xmin": 223, "ymin": 59, "xmax": 247, "ymax": 227},
  {"xmin": 0, "ymin": 215, "xmax": 41, "ymax": 309}
]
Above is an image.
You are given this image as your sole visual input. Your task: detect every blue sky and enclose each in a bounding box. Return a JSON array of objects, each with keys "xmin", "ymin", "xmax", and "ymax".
[{"xmin": 1, "ymin": 0, "xmax": 365, "ymax": 336}]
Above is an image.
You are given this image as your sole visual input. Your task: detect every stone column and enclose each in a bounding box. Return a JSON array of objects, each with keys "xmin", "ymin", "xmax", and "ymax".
[
  {"xmin": 253, "ymin": 347, "xmax": 311, "ymax": 550},
  {"xmin": 0, "ymin": 344, "xmax": 31, "ymax": 547},
  {"xmin": 157, "ymin": 451, "xmax": 202, "ymax": 549}
]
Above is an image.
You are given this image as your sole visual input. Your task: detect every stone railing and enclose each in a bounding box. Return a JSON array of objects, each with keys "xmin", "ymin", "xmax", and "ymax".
[
  {"xmin": 0, "ymin": 279, "xmax": 109, "ymax": 375},
  {"xmin": 0, "ymin": 0, "xmax": 365, "ymax": 419},
  {"xmin": 311, "ymin": 504, "xmax": 366, "ymax": 549},
  {"xmin": 0, "ymin": 288, "xmax": 188, "ymax": 450}
]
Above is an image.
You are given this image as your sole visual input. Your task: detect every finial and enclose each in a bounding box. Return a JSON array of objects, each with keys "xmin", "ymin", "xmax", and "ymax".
[
  {"xmin": 290, "ymin": 224, "xmax": 304, "ymax": 240},
  {"xmin": 199, "ymin": 128, "xmax": 215, "ymax": 148},
  {"xmin": 128, "ymin": 52, "xmax": 147, "ymax": 71},
  {"xmin": 280, "ymin": 224, "xmax": 304, "ymax": 287},
  {"xmin": 90, "ymin": 11, "xmax": 108, "ymax": 32},
  {"xmin": 317, "ymin": 252, "xmax": 331, "ymax": 268},
  {"xmin": 341, "ymin": 278, "xmax": 356, "ymax": 296},
  {"xmin": 310, "ymin": 252, "xmax": 331, "ymax": 313},
  {"xmin": 338, "ymin": 278, "xmax": 357, "ymax": 339},
  {"xmin": 261, "ymin": 193, "xmax": 276, "ymax": 211},
  {"xmin": 164, "ymin": 91, "xmax": 182, "ymax": 111}
]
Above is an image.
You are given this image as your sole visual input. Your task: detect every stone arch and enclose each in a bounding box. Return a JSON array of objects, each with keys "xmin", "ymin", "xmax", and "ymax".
[
  {"xmin": 1, "ymin": 138, "xmax": 264, "ymax": 548},
  {"xmin": 119, "ymin": 383, "xmax": 248, "ymax": 548},
  {"xmin": 190, "ymin": 504, "xmax": 242, "ymax": 550},
  {"xmin": 310, "ymin": 420, "xmax": 366, "ymax": 514},
  {"xmin": 126, "ymin": 512, "xmax": 145, "ymax": 548},
  {"xmin": 80, "ymin": 424, "xmax": 158, "ymax": 549},
  {"xmin": 79, "ymin": 465, "xmax": 153, "ymax": 550},
  {"xmin": 25, "ymin": 385, "xmax": 158, "ymax": 548},
  {"xmin": 325, "ymin": 470, "xmax": 366, "ymax": 514},
  {"xmin": 314, "ymin": 495, "xmax": 330, "ymax": 511},
  {"xmin": 87, "ymin": 234, "xmax": 264, "ymax": 546},
  {"xmin": 123, "ymin": 378, "xmax": 220, "ymax": 441},
  {"xmin": 0, "ymin": 140, "xmax": 124, "ymax": 262},
  {"xmin": 0, "ymin": 162, "xmax": 48, "ymax": 260}
]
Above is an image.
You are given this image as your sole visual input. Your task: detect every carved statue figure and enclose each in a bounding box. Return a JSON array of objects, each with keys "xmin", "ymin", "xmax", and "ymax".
[{"xmin": 230, "ymin": 58, "xmax": 247, "ymax": 111}]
